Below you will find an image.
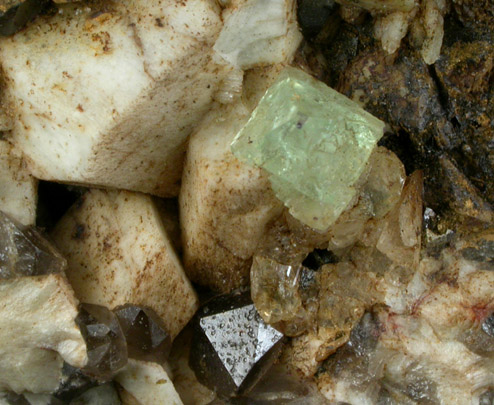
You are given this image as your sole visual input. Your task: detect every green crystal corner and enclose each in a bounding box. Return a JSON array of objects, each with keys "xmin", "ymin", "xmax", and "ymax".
[{"xmin": 231, "ymin": 67, "xmax": 384, "ymax": 230}]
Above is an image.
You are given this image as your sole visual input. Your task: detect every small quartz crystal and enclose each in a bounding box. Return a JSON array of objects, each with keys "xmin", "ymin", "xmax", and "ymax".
[
  {"xmin": 0, "ymin": 211, "xmax": 66, "ymax": 279},
  {"xmin": 189, "ymin": 291, "xmax": 284, "ymax": 398},
  {"xmin": 76, "ymin": 304, "xmax": 128, "ymax": 381},
  {"xmin": 231, "ymin": 67, "xmax": 384, "ymax": 230},
  {"xmin": 113, "ymin": 304, "xmax": 171, "ymax": 365},
  {"xmin": 251, "ymin": 255, "xmax": 319, "ymax": 336}
]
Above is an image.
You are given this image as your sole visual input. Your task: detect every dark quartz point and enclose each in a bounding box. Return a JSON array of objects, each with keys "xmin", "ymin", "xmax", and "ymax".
[
  {"xmin": 0, "ymin": 210, "xmax": 67, "ymax": 279},
  {"xmin": 0, "ymin": 0, "xmax": 49, "ymax": 36},
  {"xmin": 189, "ymin": 291, "xmax": 284, "ymax": 399},
  {"xmin": 54, "ymin": 363, "xmax": 99, "ymax": 402},
  {"xmin": 76, "ymin": 303, "xmax": 128, "ymax": 381},
  {"xmin": 113, "ymin": 304, "xmax": 171, "ymax": 364}
]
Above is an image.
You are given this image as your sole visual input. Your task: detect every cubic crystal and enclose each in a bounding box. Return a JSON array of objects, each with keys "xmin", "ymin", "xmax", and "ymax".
[
  {"xmin": 76, "ymin": 304, "xmax": 128, "ymax": 381},
  {"xmin": 113, "ymin": 304, "xmax": 171, "ymax": 364},
  {"xmin": 189, "ymin": 292, "xmax": 284, "ymax": 398},
  {"xmin": 231, "ymin": 67, "xmax": 384, "ymax": 230},
  {"xmin": 0, "ymin": 210, "xmax": 66, "ymax": 279}
]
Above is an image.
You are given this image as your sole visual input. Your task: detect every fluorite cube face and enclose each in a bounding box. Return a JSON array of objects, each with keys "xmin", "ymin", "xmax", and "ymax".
[{"xmin": 231, "ymin": 67, "xmax": 384, "ymax": 230}]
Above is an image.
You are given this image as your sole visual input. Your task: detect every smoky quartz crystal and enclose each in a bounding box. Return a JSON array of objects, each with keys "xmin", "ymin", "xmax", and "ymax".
[
  {"xmin": 76, "ymin": 303, "xmax": 128, "ymax": 381},
  {"xmin": 190, "ymin": 291, "xmax": 284, "ymax": 399},
  {"xmin": 113, "ymin": 304, "xmax": 171, "ymax": 364},
  {"xmin": 0, "ymin": 210, "xmax": 66, "ymax": 279}
]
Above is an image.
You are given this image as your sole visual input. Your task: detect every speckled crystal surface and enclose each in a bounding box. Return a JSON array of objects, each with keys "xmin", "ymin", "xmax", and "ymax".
[
  {"xmin": 231, "ymin": 67, "xmax": 384, "ymax": 230},
  {"xmin": 189, "ymin": 292, "xmax": 284, "ymax": 398}
]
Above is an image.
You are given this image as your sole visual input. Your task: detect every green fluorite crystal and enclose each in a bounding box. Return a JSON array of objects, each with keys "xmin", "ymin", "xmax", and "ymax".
[{"xmin": 231, "ymin": 67, "xmax": 384, "ymax": 230}]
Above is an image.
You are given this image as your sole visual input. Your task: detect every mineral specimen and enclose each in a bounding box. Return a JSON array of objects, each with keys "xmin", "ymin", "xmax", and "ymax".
[
  {"xmin": 54, "ymin": 363, "xmax": 97, "ymax": 402},
  {"xmin": 52, "ymin": 189, "xmax": 198, "ymax": 339},
  {"xmin": 317, "ymin": 234, "xmax": 494, "ymax": 404},
  {"xmin": 0, "ymin": 141, "xmax": 37, "ymax": 226},
  {"xmin": 250, "ymin": 255, "xmax": 319, "ymax": 336},
  {"xmin": 0, "ymin": 0, "xmax": 48, "ymax": 36},
  {"xmin": 213, "ymin": 0, "xmax": 301, "ymax": 69},
  {"xmin": 250, "ymin": 166, "xmax": 420, "ymax": 376},
  {"xmin": 0, "ymin": 211, "xmax": 66, "ymax": 279},
  {"xmin": 168, "ymin": 327, "xmax": 218, "ymax": 405},
  {"xmin": 113, "ymin": 304, "xmax": 171, "ymax": 365},
  {"xmin": 76, "ymin": 304, "xmax": 127, "ymax": 381},
  {"xmin": 115, "ymin": 359, "xmax": 183, "ymax": 405},
  {"xmin": 189, "ymin": 292, "xmax": 284, "ymax": 398},
  {"xmin": 0, "ymin": 274, "xmax": 87, "ymax": 393},
  {"xmin": 180, "ymin": 101, "xmax": 284, "ymax": 293},
  {"xmin": 231, "ymin": 67, "xmax": 384, "ymax": 230},
  {"xmin": 0, "ymin": 0, "xmax": 231, "ymax": 197},
  {"xmin": 228, "ymin": 362, "xmax": 330, "ymax": 404}
]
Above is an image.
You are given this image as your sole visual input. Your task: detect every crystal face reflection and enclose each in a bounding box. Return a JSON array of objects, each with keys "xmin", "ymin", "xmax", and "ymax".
[{"xmin": 190, "ymin": 292, "xmax": 284, "ymax": 398}]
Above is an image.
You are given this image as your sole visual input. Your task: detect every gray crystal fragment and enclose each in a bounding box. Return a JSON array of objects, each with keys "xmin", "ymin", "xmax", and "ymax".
[
  {"xmin": 54, "ymin": 363, "xmax": 98, "ymax": 402},
  {"xmin": 482, "ymin": 314, "xmax": 494, "ymax": 338},
  {"xmin": 0, "ymin": 211, "xmax": 66, "ymax": 279},
  {"xmin": 76, "ymin": 304, "xmax": 128, "ymax": 381},
  {"xmin": 190, "ymin": 292, "xmax": 284, "ymax": 398}
]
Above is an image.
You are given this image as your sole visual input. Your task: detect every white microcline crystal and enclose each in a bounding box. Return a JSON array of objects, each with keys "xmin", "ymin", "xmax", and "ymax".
[
  {"xmin": 0, "ymin": 0, "xmax": 230, "ymax": 196},
  {"xmin": 51, "ymin": 189, "xmax": 198, "ymax": 339},
  {"xmin": 0, "ymin": 274, "xmax": 87, "ymax": 393},
  {"xmin": 213, "ymin": 0, "xmax": 301, "ymax": 69}
]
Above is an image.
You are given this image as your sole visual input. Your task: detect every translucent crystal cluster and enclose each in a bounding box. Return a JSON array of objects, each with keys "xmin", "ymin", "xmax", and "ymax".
[{"xmin": 231, "ymin": 67, "xmax": 384, "ymax": 230}]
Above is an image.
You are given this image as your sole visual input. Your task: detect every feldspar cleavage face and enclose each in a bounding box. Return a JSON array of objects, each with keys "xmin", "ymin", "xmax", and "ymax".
[{"xmin": 231, "ymin": 67, "xmax": 385, "ymax": 230}]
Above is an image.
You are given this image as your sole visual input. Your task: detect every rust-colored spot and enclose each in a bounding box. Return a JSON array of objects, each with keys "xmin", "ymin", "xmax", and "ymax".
[{"xmin": 77, "ymin": 104, "xmax": 84, "ymax": 112}]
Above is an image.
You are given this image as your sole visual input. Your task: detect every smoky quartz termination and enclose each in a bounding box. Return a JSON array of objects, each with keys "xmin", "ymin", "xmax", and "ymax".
[
  {"xmin": 0, "ymin": 210, "xmax": 66, "ymax": 279},
  {"xmin": 76, "ymin": 303, "xmax": 128, "ymax": 381},
  {"xmin": 113, "ymin": 304, "xmax": 171, "ymax": 364},
  {"xmin": 189, "ymin": 291, "xmax": 284, "ymax": 399}
]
